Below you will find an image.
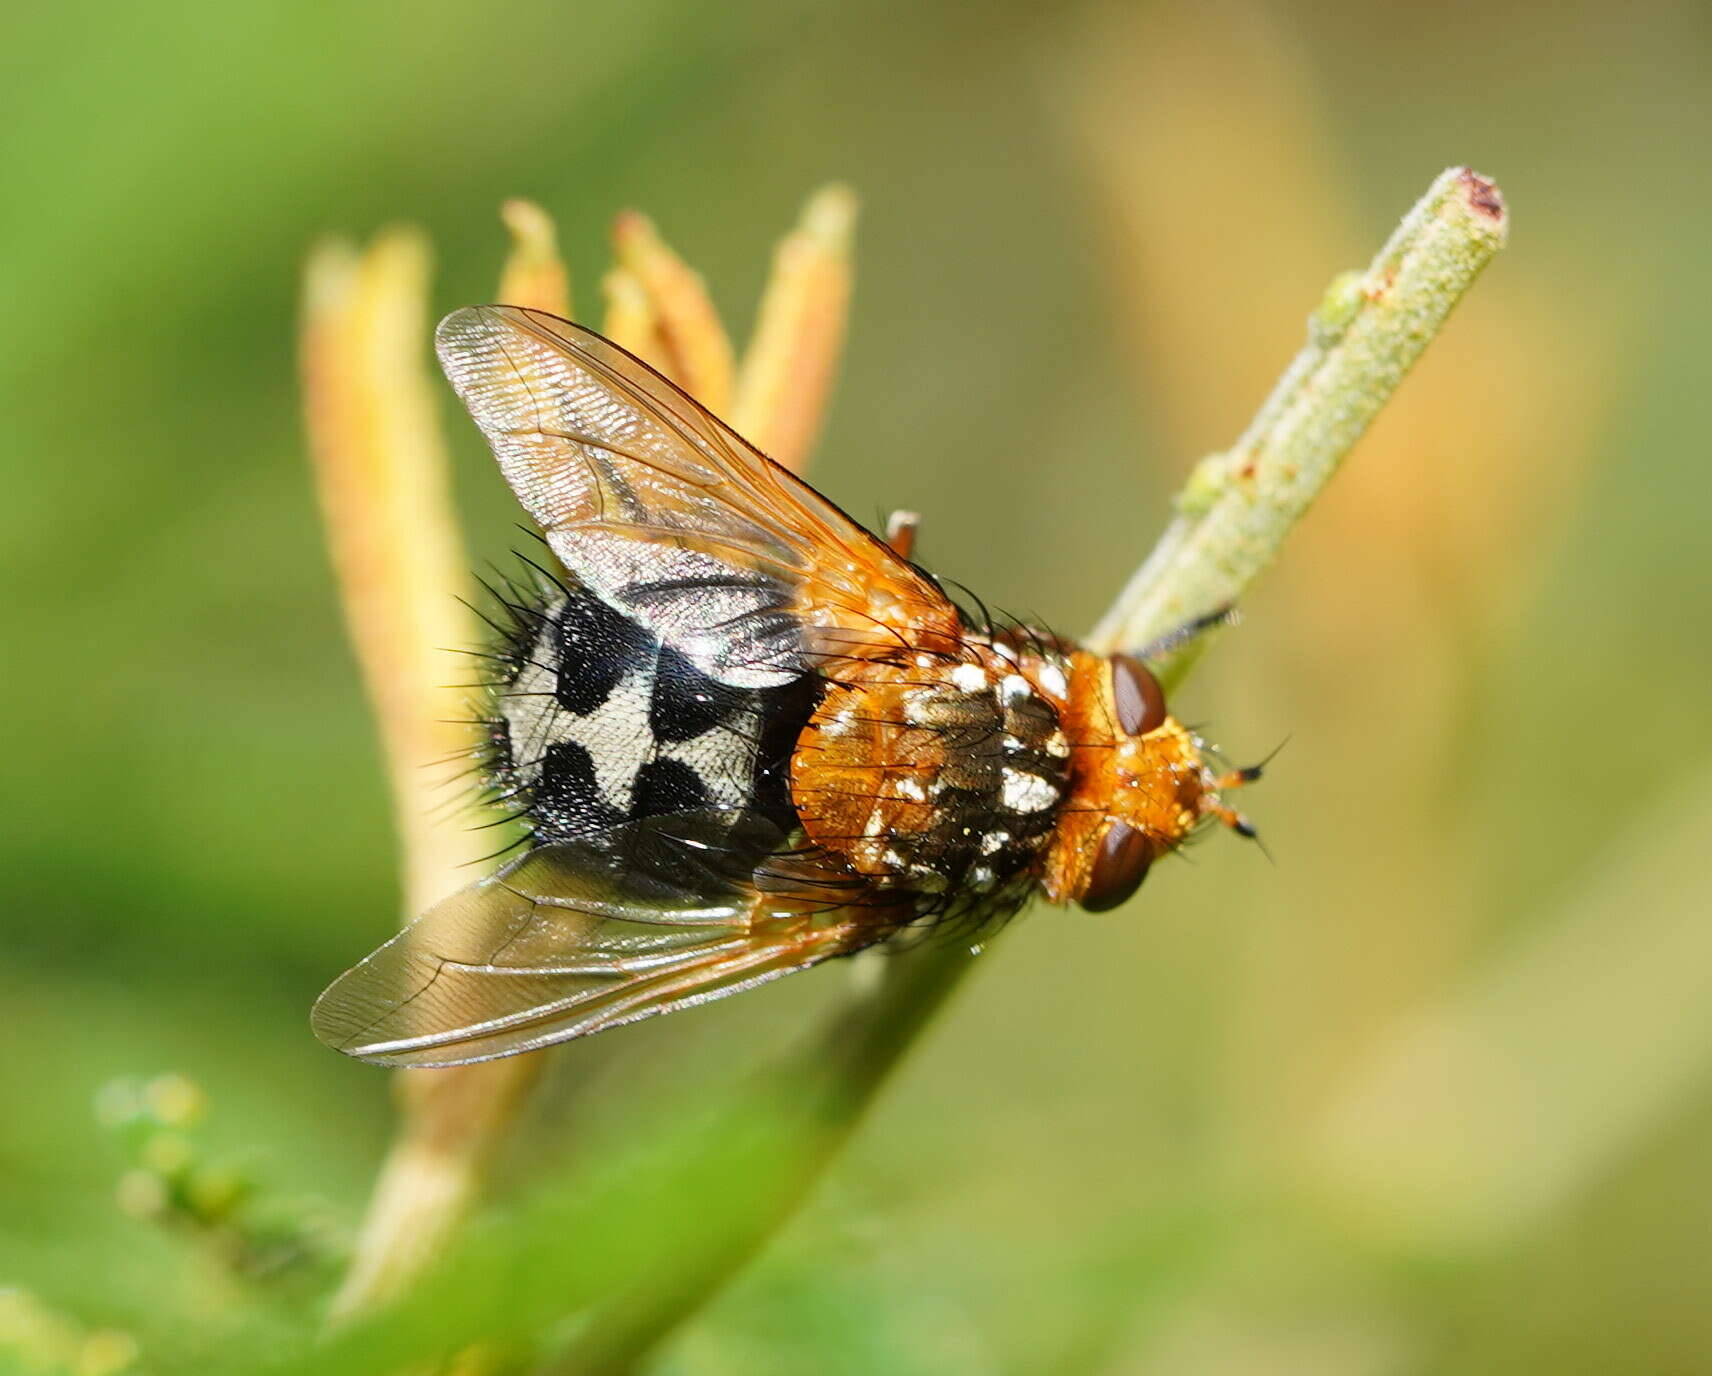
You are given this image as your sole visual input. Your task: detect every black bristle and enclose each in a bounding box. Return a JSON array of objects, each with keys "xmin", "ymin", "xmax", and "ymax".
[{"xmin": 448, "ymin": 551, "xmax": 570, "ymax": 840}]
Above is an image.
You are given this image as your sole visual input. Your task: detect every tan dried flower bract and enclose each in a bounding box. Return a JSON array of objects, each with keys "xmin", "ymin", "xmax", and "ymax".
[
  {"xmin": 734, "ymin": 184, "xmax": 858, "ymax": 474},
  {"xmin": 611, "ymin": 209, "xmax": 736, "ymax": 410},
  {"xmin": 599, "ymin": 265, "xmax": 658, "ymax": 359},
  {"xmin": 299, "ymin": 229, "xmax": 490, "ymax": 919},
  {"xmin": 497, "ymin": 198, "xmax": 571, "ymax": 317},
  {"xmin": 303, "ymin": 188, "xmax": 862, "ymax": 1319}
]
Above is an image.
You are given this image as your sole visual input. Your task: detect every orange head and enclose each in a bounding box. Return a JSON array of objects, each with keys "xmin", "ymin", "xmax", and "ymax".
[{"xmin": 1040, "ymin": 652, "xmax": 1258, "ymax": 911}]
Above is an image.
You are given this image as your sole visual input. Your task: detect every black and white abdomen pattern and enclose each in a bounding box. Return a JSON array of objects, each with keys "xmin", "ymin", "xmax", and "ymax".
[{"xmin": 485, "ymin": 578, "xmax": 817, "ymax": 845}]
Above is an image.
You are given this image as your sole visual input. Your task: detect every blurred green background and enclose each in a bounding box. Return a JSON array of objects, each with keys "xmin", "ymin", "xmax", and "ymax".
[{"xmin": 5, "ymin": 1, "xmax": 1712, "ymax": 1371}]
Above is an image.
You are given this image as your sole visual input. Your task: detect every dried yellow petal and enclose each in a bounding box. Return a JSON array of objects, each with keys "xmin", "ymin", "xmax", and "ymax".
[
  {"xmin": 611, "ymin": 209, "xmax": 735, "ymax": 410},
  {"xmin": 733, "ymin": 184, "xmax": 857, "ymax": 474},
  {"xmin": 497, "ymin": 198, "xmax": 571, "ymax": 317},
  {"xmin": 600, "ymin": 264, "xmax": 660, "ymax": 362},
  {"xmin": 299, "ymin": 229, "xmax": 490, "ymax": 919}
]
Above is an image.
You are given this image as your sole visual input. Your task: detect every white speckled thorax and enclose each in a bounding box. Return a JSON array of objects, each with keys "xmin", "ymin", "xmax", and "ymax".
[{"xmin": 792, "ymin": 633, "xmax": 1077, "ymax": 898}]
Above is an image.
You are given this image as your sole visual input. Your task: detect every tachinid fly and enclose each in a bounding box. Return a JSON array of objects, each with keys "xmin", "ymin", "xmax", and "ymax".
[{"xmin": 312, "ymin": 307, "xmax": 1258, "ymax": 1066}]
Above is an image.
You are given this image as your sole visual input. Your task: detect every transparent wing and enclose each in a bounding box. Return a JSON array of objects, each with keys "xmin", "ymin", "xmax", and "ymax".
[
  {"xmin": 435, "ymin": 306, "xmax": 962, "ymax": 688},
  {"xmin": 311, "ymin": 814, "xmax": 902, "ymax": 1067}
]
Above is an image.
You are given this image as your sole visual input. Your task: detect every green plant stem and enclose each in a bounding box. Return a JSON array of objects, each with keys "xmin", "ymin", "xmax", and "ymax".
[
  {"xmin": 549, "ymin": 166, "xmax": 1509, "ymax": 1372},
  {"xmin": 1089, "ymin": 165, "xmax": 1509, "ymax": 681},
  {"xmin": 558, "ymin": 948, "xmax": 971, "ymax": 1373}
]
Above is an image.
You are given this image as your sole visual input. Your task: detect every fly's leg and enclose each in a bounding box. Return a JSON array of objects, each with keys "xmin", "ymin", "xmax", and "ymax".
[
  {"xmin": 884, "ymin": 509, "xmax": 920, "ymax": 560},
  {"xmin": 1133, "ymin": 605, "xmax": 1239, "ymax": 664}
]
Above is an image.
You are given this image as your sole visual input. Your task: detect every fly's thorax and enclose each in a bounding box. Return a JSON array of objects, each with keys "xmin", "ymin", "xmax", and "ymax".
[
  {"xmin": 1039, "ymin": 651, "xmax": 1216, "ymax": 909},
  {"xmin": 788, "ymin": 640, "xmax": 1076, "ymax": 896}
]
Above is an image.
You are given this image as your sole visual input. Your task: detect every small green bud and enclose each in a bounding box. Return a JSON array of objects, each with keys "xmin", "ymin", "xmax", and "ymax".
[
  {"xmin": 140, "ymin": 1131, "xmax": 196, "ymax": 1181},
  {"xmin": 115, "ymin": 1169, "xmax": 170, "ymax": 1221},
  {"xmin": 93, "ymin": 1078, "xmax": 146, "ymax": 1132},
  {"xmin": 185, "ymin": 1164, "xmax": 252, "ymax": 1222},
  {"xmin": 1310, "ymin": 269, "xmax": 1366, "ymax": 347},
  {"xmin": 143, "ymin": 1074, "xmax": 207, "ymax": 1129},
  {"xmin": 1177, "ymin": 450, "xmax": 1231, "ymax": 516},
  {"xmin": 78, "ymin": 1329, "xmax": 140, "ymax": 1376}
]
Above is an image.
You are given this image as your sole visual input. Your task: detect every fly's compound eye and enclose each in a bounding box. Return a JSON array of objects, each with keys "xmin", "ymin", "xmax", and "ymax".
[
  {"xmin": 1079, "ymin": 820, "xmax": 1154, "ymax": 912},
  {"xmin": 1110, "ymin": 654, "xmax": 1168, "ymax": 737}
]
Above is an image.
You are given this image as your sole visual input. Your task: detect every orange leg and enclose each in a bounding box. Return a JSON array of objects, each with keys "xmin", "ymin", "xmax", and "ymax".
[
  {"xmin": 1201, "ymin": 765, "xmax": 1261, "ymax": 841},
  {"xmin": 885, "ymin": 509, "xmax": 920, "ymax": 560},
  {"xmin": 1202, "ymin": 799, "xmax": 1258, "ymax": 839}
]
